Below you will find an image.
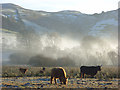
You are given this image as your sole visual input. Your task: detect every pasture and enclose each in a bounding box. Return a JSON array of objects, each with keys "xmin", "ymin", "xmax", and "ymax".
[{"xmin": 1, "ymin": 66, "xmax": 120, "ymax": 89}]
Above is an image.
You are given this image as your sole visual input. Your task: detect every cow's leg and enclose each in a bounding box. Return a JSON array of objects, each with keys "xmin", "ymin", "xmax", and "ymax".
[
  {"xmin": 91, "ymin": 75, "xmax": 94, "ymax": 78},
  {"xmin": 54, "ymin": 78, "xmax": 57, "ymax": 84},
  {"xmin": 80, "ymin": 73, "xmax": 82, "ymax": 78},
  {"xmin": 50, "ymin": 76, "xmax": 53, "ymax": 84},
  {"xmin": 59, "ymin": 78, "xmax": 62, "ymax": 84},
  {"xmin": 83, "ymin": 73, "xmax": 85, "ymax": 78}
]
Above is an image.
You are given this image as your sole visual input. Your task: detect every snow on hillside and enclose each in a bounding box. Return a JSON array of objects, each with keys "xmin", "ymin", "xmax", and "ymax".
[
  {"xmin": 54, "ymin": 13, "xmax": 78, "ymax": 19},
  {"xmin": 1, "ymin": 3, "xmax": 118, "ymax": 44},
  {"xmin": 53, "ymin": 10, "xmax": 86, "ymax": 21},
  {"xmin": 1, "ymin": 3, "xmax": 118, "ymax": 66},
  {"xmin": 2, "ymin": 9, "xmax": 15, "ymax": 12},
  {"xmin": 88, "ymin": 18, "xmax": 118, "ymax": 36},
  {"xmin": 2, "ymin": 7, "xmax": 20, "ymax": 21},
  {"xmin": 22, "ymin": 19, "xmax": 50, "ymax": 33},
  {"xmin": 1, "ymin": 14, "xmax": 7, "ymax": 18}
]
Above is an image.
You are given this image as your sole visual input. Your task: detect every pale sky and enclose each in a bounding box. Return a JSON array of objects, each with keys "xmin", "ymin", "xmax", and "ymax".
[{"xmin": 1, "ymin": 0, "xmax": 120, "ymax": 14}]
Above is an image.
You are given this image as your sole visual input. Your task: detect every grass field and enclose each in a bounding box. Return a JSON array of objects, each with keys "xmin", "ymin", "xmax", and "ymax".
[{"xmin": 1, "ymin": 65, "xmax": 120, "ymax": 89}]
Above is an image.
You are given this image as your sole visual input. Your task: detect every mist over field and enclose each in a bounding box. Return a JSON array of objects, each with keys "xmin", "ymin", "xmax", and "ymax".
[
  {"xmin": 1, "ymin": 3, "xmax": 118, "ymax": 66},
  {"xmin": 8, "ymin": 33, "xmax": 118, "ymax": 66}
]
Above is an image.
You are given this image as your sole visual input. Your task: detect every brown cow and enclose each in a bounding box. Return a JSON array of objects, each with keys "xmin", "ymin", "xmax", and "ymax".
[
  {"xmin": 50, "ymin": 67, "xmax": 67, "ymax": 85},
  {"xmin": 19, "ymin": 68, "xmax": 28, "ymax": 74},
  {"xmin": 40, "ymin": 67, "xmax": 46, "ymax": 74},
  {"xmin": 40, "ymin": 70, "xmax": 44, "ymax": 74}
]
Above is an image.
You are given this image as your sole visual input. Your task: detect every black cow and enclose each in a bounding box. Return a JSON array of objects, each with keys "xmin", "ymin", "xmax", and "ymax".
[
  {"xmin": 80, "ymin": 66, "xmax": 101, "ymax": 78},
  {"xmin": 42, "ymin": 67, "xmax": 45, "ymax": 71},
  {"xmin": 19, "ymin": 68, "xmax": 28, "ymax": 74}
]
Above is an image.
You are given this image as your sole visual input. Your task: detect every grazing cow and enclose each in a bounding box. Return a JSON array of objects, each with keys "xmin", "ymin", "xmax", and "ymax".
[
  {"xmin": 40, "ymin": 70, "xmax": 44, "ymax": 74},
  {"xmin": 50, "ymin": 67, "xmax": 67, "ymax": 84},
  {"xmin": 19, "ymin": 68, "xmax": 28, "ymax": 74},
  {"xmin": 80, "ymin": 66, "xmax": 101, "ymax": 78},
  {"xmin": 40, "ymin": 67, "xmax": 45, "ymax": 74},
  {"xmin": 42, "ymin": 67, "xmax": 45, "ymax": 71}
]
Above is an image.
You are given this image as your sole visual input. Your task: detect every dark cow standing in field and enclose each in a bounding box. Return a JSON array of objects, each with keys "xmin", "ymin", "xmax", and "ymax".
[
  {"xmin": 80, "ymin": 66, "xmax": 101, "ymax": 78},
  {"xmin": 50, "ymin": 67, "xmax": 68, "ymax": 85},
  {"xmin": 42, "ymin": 67, "xmax": 45, "ymax": 71},
  {"xmin": 19, "ymin": 68, "xmax": 28, "ymax": 74}
]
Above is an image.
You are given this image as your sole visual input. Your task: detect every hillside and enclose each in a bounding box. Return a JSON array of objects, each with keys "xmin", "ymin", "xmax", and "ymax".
[
  {"xmin": 1, "ymin": 3, "xmax": 118, "ymax": 66},
  {"xmin": 1, "ymin": 3, "xmax": 118, "ymax": 38}
]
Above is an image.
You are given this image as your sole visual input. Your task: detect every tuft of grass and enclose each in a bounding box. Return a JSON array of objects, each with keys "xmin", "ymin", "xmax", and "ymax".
[{"xmin": 95, "ymin": 66, "xmax": 118, "ymax": 80}]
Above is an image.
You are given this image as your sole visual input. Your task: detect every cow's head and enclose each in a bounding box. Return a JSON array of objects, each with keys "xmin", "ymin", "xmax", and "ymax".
[
  {"xmin": 63, "ymin": 77, "xmax": 68, "ymax": 85},
  {"xmin": 97, "ymin": 66, "xmax": 101, "ymax": 71}
]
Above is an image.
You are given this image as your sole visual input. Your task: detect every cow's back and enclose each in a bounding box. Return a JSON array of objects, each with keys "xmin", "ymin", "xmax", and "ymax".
[{"xmin": 80, "ymin": 66, "xmax": 98, "ymax": 75}]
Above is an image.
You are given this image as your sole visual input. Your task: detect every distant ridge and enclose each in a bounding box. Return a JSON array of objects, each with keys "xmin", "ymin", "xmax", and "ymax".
[{"xmin": 1, "ymin": 3, "xmax": 118, "ymax": 38}]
